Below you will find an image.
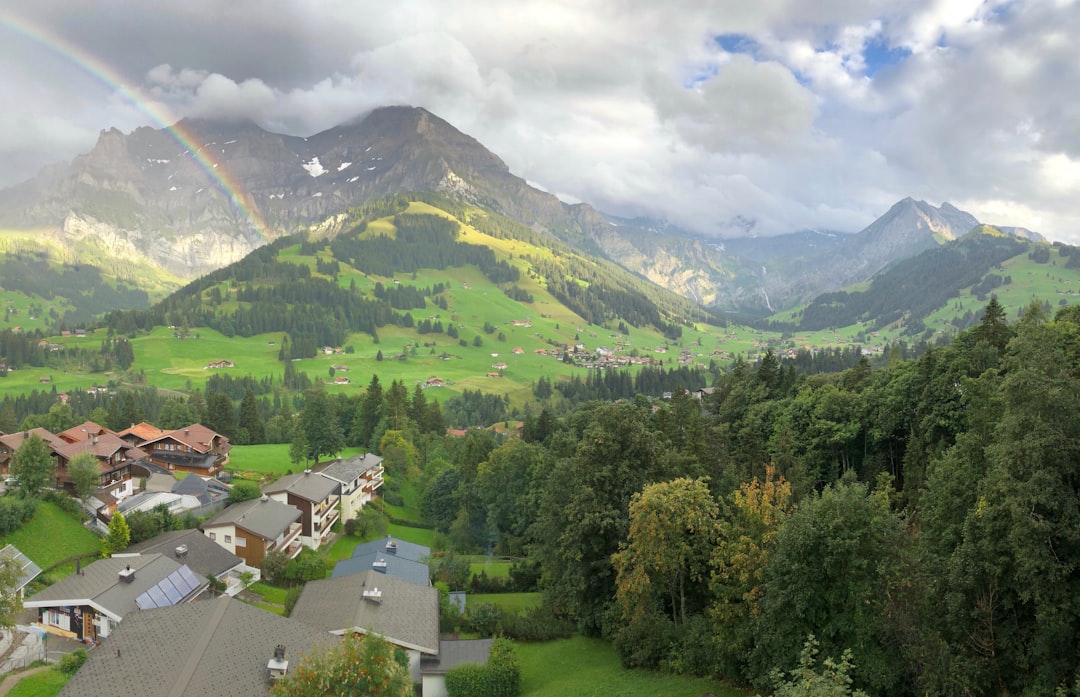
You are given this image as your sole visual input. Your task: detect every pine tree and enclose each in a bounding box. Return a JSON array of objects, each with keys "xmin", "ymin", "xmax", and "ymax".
[{"xmin": 102, "ymin": 512, "xmax": 131, "ymax": 556}]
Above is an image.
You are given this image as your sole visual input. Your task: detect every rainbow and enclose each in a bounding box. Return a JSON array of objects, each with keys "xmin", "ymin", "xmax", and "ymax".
[{"xmin": 0, "ymin": 15, "xmax": 270, "ymax": 242}]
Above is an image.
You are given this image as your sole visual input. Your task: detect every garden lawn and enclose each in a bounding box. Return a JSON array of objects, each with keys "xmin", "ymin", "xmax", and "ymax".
[
  {"xmin": 228, "ymin": 444, "xmax": 369, "ymax": 477},
  {"xmin": 0, "ymin": 500, "xmax": 100, "ymax": 570},
  {"xmin": 517, "ymin": 636, "xmax": 747, "ymax": 697},
  {"xmin": 470, "ymin": 592, "xmax": 541, "ymax": 613},
  {"xmin": 386, "ymin": 523, "xmax": 434, "ymax": 547},
  {"xmin": 4, "ymin": 666, "xmax": 70, "ymax": 697},
  {"xmin": 468, "ymin": 558, "xmax": 513, "ymax": 579}
]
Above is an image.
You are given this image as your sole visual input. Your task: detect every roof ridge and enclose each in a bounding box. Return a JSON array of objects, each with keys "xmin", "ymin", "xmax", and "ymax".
[{"xmin": 167, "ymin": 596, "xmax": 231, "ymax": 697}]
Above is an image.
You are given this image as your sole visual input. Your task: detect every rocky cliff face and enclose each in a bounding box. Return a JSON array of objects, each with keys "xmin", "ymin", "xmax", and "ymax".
[{"xmin": 0, "ymin": 108, "xmax": 1042, "ymax": 314}]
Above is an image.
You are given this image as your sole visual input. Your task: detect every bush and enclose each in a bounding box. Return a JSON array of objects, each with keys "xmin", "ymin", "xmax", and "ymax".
[
  {"xmin": 444, "ymin": 638, "xmax": 521, "ymax": 697},
  {"xmin": 227, "ymin": 480, "xmax": 262, "ymax": 504},
  {"xmin": 284, "ymin": 586, "xmax": 303, "ymax": 616},
  {"xmin": 58, "ymin": 648, "xmax": 88, "ymax": 675},
  {"xmin": 261, "ymin": 550, "xmax": 289, "ymax": 585},
  {"xmin": 498, "ymin": 604, "xmax": 574, "ymax": 642},
  {"xmin": 0, "ymin": 496, "xmax": 37, "ymax": 536},
  {"xmin": 611, "ymin": 612, "xmax": 676, "ymax": 670},
  {"xmin": 381, "ymin": 489, "xmax": 404, "ymax": 507},
  {"xmin": 464, "ymin": 602, "xmax": 504, "ymax": 637},
  {"xmin": 659, "ymin": 614, "xmax": 720, "ymax": 677},
  {"xmin": 446, "ymin": 662, "xmax": 488, "ymax": 697},
  {"xmin": 284, "ymin": 548, "xmax": 327, "ymax": 583},
  {"xmin": 41, "ymin": 489, "xmax": 84, "ymax": 518}
]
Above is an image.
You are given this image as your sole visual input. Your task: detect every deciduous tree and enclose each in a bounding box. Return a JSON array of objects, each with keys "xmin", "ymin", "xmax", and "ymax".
[
  {"xmin": 11, "ymin": 434, "xmax": 55, "ymax": 498},
  {"xmin": 270, "ymin": 633, "xmax": 411, "ymax": 697},
  {"xmin": 67, "ymin": 452, "xmax": 101, "ymax": 501}
]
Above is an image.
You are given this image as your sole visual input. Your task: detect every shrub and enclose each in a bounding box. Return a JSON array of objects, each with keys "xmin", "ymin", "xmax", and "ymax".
[
  {"xmin": 284, "ymin": 548, "xmax": 327, "ymax": 583},
  {"xmin": 464, "ymin": 602, "xmax": 504, "ymax": 637},
  {"xmin": 261, "ymin": 550, "xmax": 289, "ymax": 585},
  {"xmin": 611, "ymin": 612, "xmax": 676, "ymax": 670},
  {"xmin": 498, "ymin": 604, "xmax": 574, "ymax": 642},
  {"xmin": 446, "ymin": 662, "xmax": 488, "ymax": 697},
  {"xmin": 227, "ymin": 480, "xmax": 262, "ymax": 504},
  {"xmin": 0, "ymin": 496, "xmax": 37, "ymax": 536},
  {"xmin": 58, "ymin": 648, "xmax": 88, "ymax": 675},
  {"xmin": 284, "ymin": 586, "xmax": 303, "ymax": 616}
]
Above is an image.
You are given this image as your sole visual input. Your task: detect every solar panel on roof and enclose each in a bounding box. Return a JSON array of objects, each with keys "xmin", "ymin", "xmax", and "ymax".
[{"xmin": 177, "ymin": 565, "xmax": 200, "ymax": 593}]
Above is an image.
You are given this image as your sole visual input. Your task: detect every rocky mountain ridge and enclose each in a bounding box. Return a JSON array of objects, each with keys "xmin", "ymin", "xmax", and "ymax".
[{"xmin": 0, "ymin": 107, "xmax": 1046, "ymax": 314}]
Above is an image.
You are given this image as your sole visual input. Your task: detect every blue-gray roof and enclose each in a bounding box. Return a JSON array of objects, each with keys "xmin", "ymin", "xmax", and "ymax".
[
  {"xmin": 351, "ymin": 536, "xmax": 429, "ymax": 563},
  {"xmin": 333, "ymin": 551, "xmax": 430, "ymax": 586}
]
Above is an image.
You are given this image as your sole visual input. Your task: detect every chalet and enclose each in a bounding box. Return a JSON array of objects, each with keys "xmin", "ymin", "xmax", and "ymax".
[
  {"xmin": 512, "ymin": 347, "xmax": 524, "ymax": 354},
  {"xmin": 263, "ymin": 471, "xmax": 341, "ymax": 549},
  {"xmin": 38, "ymin": 375, "xmax": 51, "ymax": 383},
  {"xmin": 486, "ymin": 372, "xmax": 501, "ymax": 378},
  {"xmin": 127, "ymin": 529, "xmax": 252, "ymax": 596},
  {"xmin": 52, "ymin": 431, "xmax": 147, "ymax": 500},
  {"xmin": 116, "ymin": 421, "xmax": 165, "ymax": 447},
  {"xmin": 55, "ymin": 596, "xmax": 335, "ymax": 697},
  {"xmin": 424, "ymin": 376, "xmax": 445, "ymax": 388},
  {"xmin": 318, "ymin": 454, "xmax": 384, "ymax": 521},
  {"xmin": 0, "ymin": 544, "xmax": 41, "ymax": 598},
  {"xmin": 290, "ymin": 570, "xmax": 439, "ymax": 683},
  {"xmin": 202, "ymin": 496, "xmax": 303, "ymax": 567},
  {"xmin": 137, "ymin": 424, "xmax": 231, "ymax": 476},
  {"xmin": 332, "ymin": 376, "xmax": 351, "ymax": 384},
  {"xmin": 491, "ymin": 362, "xmax": 508, "ymax": 370},
  {"xmin": 510, "ymin": 320, "xmax": 531, "ymax": 327},
  {"xmin": 0, "ymin": 428, "xmax": 64, "ymax": 477},
  {"xmin": 204, "ymin": 359, "xmax": 235, "ymax": 369},
  {"xmin": 25, "ymin": 553, "xmax": 207, "ymax": 642}
]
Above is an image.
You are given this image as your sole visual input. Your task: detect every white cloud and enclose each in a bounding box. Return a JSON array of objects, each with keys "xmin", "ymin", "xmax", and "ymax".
[{"xmin": 0, "ymin": 0, "xmax": 1078, "ymax": 242}]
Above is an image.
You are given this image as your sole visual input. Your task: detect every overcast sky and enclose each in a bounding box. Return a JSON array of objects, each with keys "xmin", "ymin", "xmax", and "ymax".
[{"xmin": 1, "ymin": 0, "xmax": 1077, "ymax": 241}]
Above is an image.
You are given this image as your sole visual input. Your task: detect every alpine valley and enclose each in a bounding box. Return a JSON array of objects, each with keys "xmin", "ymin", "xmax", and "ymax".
[{"xmin": 0, "ymin": 105, "xmax": 1075, "ymax": 360}]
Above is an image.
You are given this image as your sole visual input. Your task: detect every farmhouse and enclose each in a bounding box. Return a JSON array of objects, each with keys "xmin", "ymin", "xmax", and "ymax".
[
  {"xmin": 127, "ymin": 529, "xmax": 253, "ymax": 596},
  {"xmin": 136, "ymin": 424, "xmax": 232, "ymax": 476},
  {"xmin": 204, "ymin": 360, "xmax": 235, "ymax": 369}
]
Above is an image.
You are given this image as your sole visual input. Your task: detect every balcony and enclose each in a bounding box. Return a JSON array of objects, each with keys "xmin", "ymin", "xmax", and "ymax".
[{"xmin": 272, "ymin": 522, "xmax": 302, "ymax": 554}]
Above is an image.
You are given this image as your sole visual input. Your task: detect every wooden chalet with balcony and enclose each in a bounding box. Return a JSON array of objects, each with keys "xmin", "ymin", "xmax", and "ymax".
[
  {"xmin": 202, "ymin": 496, "xmax": 303, "ymax": 568},
  {"xmin": 263, "ymin": 471, "xmax": 341, "ymax": 549}
]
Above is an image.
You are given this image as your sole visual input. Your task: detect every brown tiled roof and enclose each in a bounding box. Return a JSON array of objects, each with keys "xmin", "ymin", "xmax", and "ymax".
[
  {"xmin": 57, "ymin": 421, "xmax": 112, "ymax": 443},
  {"xmin": 117, "ymin": 422, "xmax": 166, "ymax": 443}
]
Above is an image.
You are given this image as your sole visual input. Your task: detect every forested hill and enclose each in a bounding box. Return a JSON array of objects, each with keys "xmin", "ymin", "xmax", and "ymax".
[{"xmin": 103, "ymin": 194, "xmax": 719, "ymax": 346}]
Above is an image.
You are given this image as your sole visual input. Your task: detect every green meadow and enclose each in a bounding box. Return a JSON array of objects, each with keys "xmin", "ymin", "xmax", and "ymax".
[
  {"xmin": 516, "ymin": 636, "xmax": 746, "ymax": 697},
  {"xmin": 0, "ymin": 500, "xmax": 101, "ymax": 572}
]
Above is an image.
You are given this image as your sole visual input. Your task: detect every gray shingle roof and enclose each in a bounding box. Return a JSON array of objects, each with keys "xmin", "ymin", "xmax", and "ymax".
[
  {"xmin": 0, "ymin": 544, "xmax": 41, "ymax": 592},
  {"xmin": 333, "ymin": 552, "xmax": 430, "ymax": 586},
  {"xmin": 127, "ymin": 529, "xmax": 244, "ymax": 579},
  {"xmin": 421, "ymin": 639, "xmax": 494, "ymax": 675},
  {"xmin": 290, "ymin": 570, "xmax": 439, "ymax": 654},
  {"xmin": 57, "ymin": 595, "xmax": 335, "ymax": 697},
  {"xmin": 263, "ymin": 470, "xmax": 339, "ymax": 503},
  {"xmin": 318, "ymin": 453, "xmax": 383, "ymax": 484},
  {"xmin": 24, "ymin": 554, "xmax": 206, "ymax": 621},
  {"xmin": 351, "ymin": 536, "xmax": 430, "ymax": 563},
  {"xmin": 202, "ymin": 497, "xmax": 301, "ymax": 541}
]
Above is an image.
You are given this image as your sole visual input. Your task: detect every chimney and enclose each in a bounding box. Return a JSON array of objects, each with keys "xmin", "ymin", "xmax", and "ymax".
[
  {"xmin": 268, "ymin": 644, "xmax": 289, "ymax": 681},
  {"xmin": 304, "ymin": 469, "xmax": 311, "ymax": 476},
  {"xmin": 175, "ymin": 544, "xmax": 189, "ymax": 558},
  {"xmin": 385, "ymin": 538, "xmax": 398, "ymax": 553},
  {"xmin": 118, "ymin": 564, "xmax": 136, "ymax": 583},
  {"xmin": 373, "ymin": 558, "xmax": 388, "ymax": 572},
  {"xmin": 92, "ymin": 436, "xmax": 98, "ymax": 445},
  {"xmin": 23, "ymin": 431, "xmax": 28, "ymax": 439},
  {"xmin": 76, "ymin": 558, "xmax": 82, "ymax": 576},
  {"xmin": 362, "ymin": 587, "xmax": 382, "ymax": 603},
  {"xmin": 185, "ymin": 428, "xmax": 190, "ymax": 435},
  {"xmin": 260, "ymin": 494, "xmax": 269, "ymax": 503}
]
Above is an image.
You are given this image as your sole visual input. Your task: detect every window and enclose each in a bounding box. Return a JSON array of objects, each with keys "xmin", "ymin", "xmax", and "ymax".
[
  {"xmin": 235, "ymin": 536, "xmax": 246, "ymax": 547},
  {"xmin": 225, "ymin": 535, "xmax": 232, "ymax": 543},
  {"xmin": 209, "ymin": 532, "xmax": 216, "ymax": 541}
]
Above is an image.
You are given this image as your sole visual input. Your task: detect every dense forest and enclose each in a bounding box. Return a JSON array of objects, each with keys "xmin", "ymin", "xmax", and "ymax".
[{"xmin": 3, "ymin": 295, "xmax": 1078, "ymax": 695}]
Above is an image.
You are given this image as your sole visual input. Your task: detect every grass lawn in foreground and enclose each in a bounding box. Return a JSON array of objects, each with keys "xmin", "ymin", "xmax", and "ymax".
[
  {"xmin": 5, "ymin": 666, "xmax": 70, "ymax": 697},
  {"xmin": 0, "ymin": 500, "xmax": 100, "ymax": 571},
  {"xmin": 517, "ymin": 636, "xmax": 747, "ymax": 697}
]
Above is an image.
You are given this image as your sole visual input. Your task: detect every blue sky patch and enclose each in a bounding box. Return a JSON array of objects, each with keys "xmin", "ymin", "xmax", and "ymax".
[
  {"xmin": 863, "ymin": 37, "xmax": 912, "ymax": 76},
  {"xmin": 714, "ymin": 33, "xmax": 759, "ymax": 56}
]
